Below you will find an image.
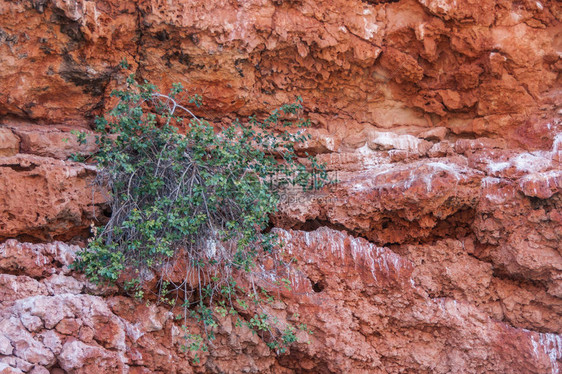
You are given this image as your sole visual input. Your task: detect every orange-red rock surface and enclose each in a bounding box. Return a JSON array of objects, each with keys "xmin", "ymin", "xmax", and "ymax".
[
  {"xmin": 0, "ymin": 228, "xmax": 560, "ymax": 373},
  {"xmin": 0, "ymin": 0, "xmax": 561, "ymax": 372},
  {"xmin": 0, "ymin": 154, "xmax": 106, "ymax": 242},
  {"xmin": 1, "ymin": 0, "xmax": 560, "ymax": 147}
]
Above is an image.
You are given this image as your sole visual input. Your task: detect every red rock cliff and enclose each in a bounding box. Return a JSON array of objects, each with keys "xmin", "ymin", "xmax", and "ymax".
[{"xmin": 0, "ymin": 0, "xmax": 561, "ymax": 373}]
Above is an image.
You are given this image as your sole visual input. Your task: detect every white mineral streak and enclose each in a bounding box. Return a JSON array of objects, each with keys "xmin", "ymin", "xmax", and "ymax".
[
  {"xmin": 274, "ymin": 228, "xmax": 410, "ymax": 286},
  {"xmin": 481, "ymin": 176, "xmax": 507, "ymax": 203},
  {"xmin": 368, "ymin": 131, "xmax": 428, "ymax": 153},
  {"xmin": 530, "ymin": 332, "xmax": 562, "ymax": 374},
  {"xmin": 519, "ymin": 170, "xmax": 562, "ymax": 191},
  {"xmin": 485, "ymin": 131, "xmax": 561, "ymax": 176},
  {"xmin": 352, "ymin": 160, "xmax": 468, "ymax": 193}
]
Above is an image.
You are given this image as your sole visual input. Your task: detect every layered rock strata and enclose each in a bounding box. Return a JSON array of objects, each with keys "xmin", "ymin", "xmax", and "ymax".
[{"xmin": 0, "ymin": 0, "xmax": 561, "ymax": 372}]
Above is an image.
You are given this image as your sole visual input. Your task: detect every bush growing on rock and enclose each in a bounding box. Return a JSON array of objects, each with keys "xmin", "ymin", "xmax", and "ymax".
[{"xmin": 73, "ymin": 72, "xmax": 327, "ymax": 358}]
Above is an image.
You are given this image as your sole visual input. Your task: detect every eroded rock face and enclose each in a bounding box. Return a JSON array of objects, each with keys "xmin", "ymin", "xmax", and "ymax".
[
  {"xmin": 0, "ymin": 240, "xmax": 279, "ymax": 373},
  {"xmin": 0, "ymin": 0, "xmax": 561, "ymax": 372},
  {"xmin": 2, "ymin": 141, "xmax": 558, "ymax": 373},
  {"xmin": 0, "ymin": 154, "xmax": 106, "ymax": 242},
  {"xmin": 0, "ymin": 0, "xmax": 560, "ymax": 148},
  {"xmin": 270, "ymin": 228, "xmax": 561, "ymax": 373},
  {"xmin": 0, "ymin": 229, "xmax": 560, "ymax": 373}
]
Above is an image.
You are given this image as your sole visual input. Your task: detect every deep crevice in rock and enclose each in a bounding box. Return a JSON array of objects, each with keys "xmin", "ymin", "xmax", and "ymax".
[{"xmin": 0, "ymin": 164, "xmax": 39, "ymax": 172}]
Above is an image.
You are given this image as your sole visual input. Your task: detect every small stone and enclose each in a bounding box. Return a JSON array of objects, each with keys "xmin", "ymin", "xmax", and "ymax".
[
  {"xmin": 0, "ymin": 334, "xmax": 13, "ymax": 355},
  {"xmin": 38, "ymin": 330, "xmax": 62, "ymax": 356},
  {"xmin": 419, "ymin": 127, "xmax": 448, "ymax": 141},
  {"xmin": 55, "ymin": 318, "xmax": 81, "ymax": 335},
  {"xmin": 0, "ymin": 362, "xmax": 23, "ymax": 374},
  {"xmin": 43, "ymin": 274, "xmax": 84, "ymax": 295},
  {"xmin": 0, "ymin": 357, "xmax": 30, "ymax": 373},
  {"xmin": 20, "ymin": 315, "xmax": 43, "ymax": 332},
  {"xmin": 29, "ymin": 366, "xmax": 50, "ymax": 374},
  {"xmin": 0, "ymin": 128, "xmax": 20, "ymax": 157}
]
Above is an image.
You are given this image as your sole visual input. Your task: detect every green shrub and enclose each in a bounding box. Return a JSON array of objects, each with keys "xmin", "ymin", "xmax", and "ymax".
[{"xmin": 73, "ymin": 74, "xmax": 328, "ymax": 358}]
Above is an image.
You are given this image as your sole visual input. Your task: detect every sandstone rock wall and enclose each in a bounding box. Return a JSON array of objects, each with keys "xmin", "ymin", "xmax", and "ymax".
[
  {"xmin": 0, "ymin": 0, "xmax": 561, "ymax": 373},
  {"xmin": 1, "ymin": 0, "xmax": 560, "ymax": 145}
]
